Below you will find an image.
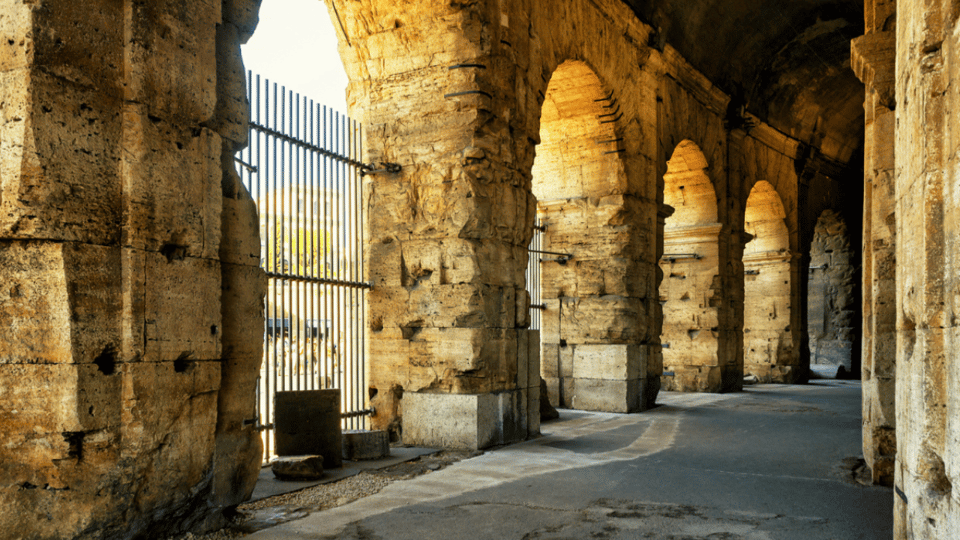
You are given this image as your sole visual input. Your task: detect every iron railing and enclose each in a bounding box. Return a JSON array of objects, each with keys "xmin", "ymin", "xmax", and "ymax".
[
  {"xmin": 238, "ymin": 72, "xmax": 369, "ymax": 461},
  {"xmin": 527, "ymin": 222, "xmax": 544, "ymax": 330}
]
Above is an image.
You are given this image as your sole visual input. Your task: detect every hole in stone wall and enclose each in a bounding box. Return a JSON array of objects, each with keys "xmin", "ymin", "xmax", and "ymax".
[
  {"xmin": 922, "ymin": 450, "xmax": 953, "ymax": 498},
  {"xmin": 401, "ymin": 325, "xmax": 423, "ymax": 340},
  {"xmin": 160, "ymin": 243, "xmax": 187, "ymax": 262},
  {"xmin": 93, "ymin": 346, "xmax": 117, "ymax": 375},
  {"xmin": 63, "ymin": 432, "xmax": 84, "ymax": 461},
  {"xmin": 174, "ymin": 354, "xmax": 194, "ymax": 373}
]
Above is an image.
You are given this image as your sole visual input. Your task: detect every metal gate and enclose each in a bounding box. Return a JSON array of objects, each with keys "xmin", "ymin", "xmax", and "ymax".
[
  {"xmin": 527, "ymin": 222, "xmax": 545, "ymax": 330},
  {"xmin": 237, "ymin": 73, "xmax": 371, "ymax": 460}
]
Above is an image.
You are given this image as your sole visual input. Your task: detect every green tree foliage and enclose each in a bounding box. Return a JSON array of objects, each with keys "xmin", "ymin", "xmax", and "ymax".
[{"xmin": 263, "ymin": 223, "xmax": 333, "ymax": 277}]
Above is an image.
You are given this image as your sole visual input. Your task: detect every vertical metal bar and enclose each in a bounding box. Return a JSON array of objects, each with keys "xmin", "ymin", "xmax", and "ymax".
[
  {"xmin": 355, "ymin": 117, "xmax": 364, "ymax": 429},
  {"xmin": 353, "ymin": 117, "xmax": 362, "ymax": 429},
  {"xmin": 279, "ymin": 82, "xmax": 285, "ymax": 395},
  {"xmin": 357, "ymin": 122, "xmax": 370, "ymax": 429},
  {"xmin": 347, "ymin": 115, "xmax": 356, "ymax": 429},
  {"xmin": 295, "ymin": 89, "xmax": 303, "ymax": 392},
  {"xmin": 322, "ymin": 106, "xmax": 333, "ymax": 388},
  {"xmin": 307, "ymin": 94, "xmax": 315, "ymax": 392},
  {"xmin": 333, "ymin": 110, "xmax": 342, "ymax": 414},
  {"xmin": 269, "ymin": 77, "xmax": 278, "ymax": 459},
  {"xmin": 340, "ymin": 112, "xmax": 348, "ymax": 422}
]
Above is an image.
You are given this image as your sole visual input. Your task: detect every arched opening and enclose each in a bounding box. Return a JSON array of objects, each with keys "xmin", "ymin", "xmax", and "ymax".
[
  {"xmin": 658, "ymin": 141, "xmax": 724, "ymax": 392},
  {"xmin": 743, "ymin": 181, "xmax": 795, "ymax": 382},
  {"xmin": 237, "ymin": 0, "xmax": 368, "ymax": 457},
  {"xmin": 533, "ymin": 60, "xmax": 640, "ymax": 412},
  {"xmin": 808, "ymin": 209, "xmax": 857, "ymax": 377}
]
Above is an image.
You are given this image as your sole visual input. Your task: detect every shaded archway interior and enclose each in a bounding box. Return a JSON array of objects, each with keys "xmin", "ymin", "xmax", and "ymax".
[{"xmin": 808, "ymin": 209, "xmax": 857, "ymax": 374}]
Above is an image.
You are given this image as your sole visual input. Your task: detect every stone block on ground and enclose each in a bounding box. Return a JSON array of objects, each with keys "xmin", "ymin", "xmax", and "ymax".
[
  {"xmin": 271, "ymin": 455, "xmax": 324, "ymax": 481},
  {"xmin": 274, "ymin": 389, "xmax": 342, "ymax": 468},
  {"xmin": 572, "ymin": 378, "xmax": 640, "ymax": 413},
  {"xmin": 402, "ymin": 391, "xmax": 528, "ymax": 450},
  {"xmin": 342, "ymin": 430, "xmax": 390, "ymax": 461}
]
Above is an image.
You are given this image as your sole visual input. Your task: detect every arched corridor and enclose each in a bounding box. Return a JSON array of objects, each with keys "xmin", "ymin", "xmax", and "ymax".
[
  {"xmin": 808, "ymin": 210, "xmax": 858, "ymax": 376},
  {"xmin": 533, "ymin": 60, "xmax": 645, "ymax": 413},
  {"xmin": 7, "ymin": 0, "xmax": 960, "ymax": 536},
  {"xmin": 742, "ymin": 181, "xmax": 795, "ymax": 382},
  {"xmin": 658, "ymin": 141, "xmax": 726, "ymax": 392}
]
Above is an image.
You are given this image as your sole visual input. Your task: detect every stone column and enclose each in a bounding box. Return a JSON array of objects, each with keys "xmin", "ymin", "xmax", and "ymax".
[
  {"xmin": 329, "ymin": 0, "xmax": 539, "ymax": 449},
  {"xmin": 0, "ymin": 1, "xmax": 264, "ymax": 538},
  {"xmin": 893, "ymin": 0, "xmax": 960, "ymax": 536},
  {"xmin": 851, "ymin": 9, "xmax": 896, "ymax": 487}
]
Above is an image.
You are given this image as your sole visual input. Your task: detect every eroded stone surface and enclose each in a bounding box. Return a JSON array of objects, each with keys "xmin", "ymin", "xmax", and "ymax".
[{"xmin": 0, "ymin": 1, "xmax": 266, "ymax": 538}]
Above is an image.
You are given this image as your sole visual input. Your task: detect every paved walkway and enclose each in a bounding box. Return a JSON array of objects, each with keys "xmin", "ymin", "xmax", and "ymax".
[{"xmin": 249, "ymin": 381, "xmax": 893, "ymax": 539}]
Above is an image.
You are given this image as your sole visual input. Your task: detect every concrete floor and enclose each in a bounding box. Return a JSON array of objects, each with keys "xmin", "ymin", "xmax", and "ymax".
[{"xmin": 248, "ymin": 381, "xmax": 893, "ymax": 539}]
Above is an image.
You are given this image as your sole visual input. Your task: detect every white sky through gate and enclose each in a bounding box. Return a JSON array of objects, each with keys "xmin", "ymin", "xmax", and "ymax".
[{"xmin": 241, "ymin": 0, "xmax": 349, "ymax": 116}]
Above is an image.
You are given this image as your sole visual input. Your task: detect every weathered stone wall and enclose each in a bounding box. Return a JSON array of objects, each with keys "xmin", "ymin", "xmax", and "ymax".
[
  {"xmin": 894, "ymin": 0, "xmax": 960, "ymax": 536},
  {"xmin": 808, "ymin": 210, "xmax": 857, "ymax": 371},
  {"xmin": 0, "ymin": 1, "xmax": 265, "ymax": 538},
  {"xmin": 328, "ymin": 0, "xmax": 673, "ymax": 446},
  {"xmin": 743, "ymin": 181, "xmax": 794, "ymax": 382},
  {"xmin": 327, "ymin": 0, "xmax": 840, "ymax": 445},
  {"xmin": 659, "ymin": 142, "xmax": 728, "ymax": 391},
  {"xmin": 852, "ymin": 0, "xmax": 897, "ymax": 487}
]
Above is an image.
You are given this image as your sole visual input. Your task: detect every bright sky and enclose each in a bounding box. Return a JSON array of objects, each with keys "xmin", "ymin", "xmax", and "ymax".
[{"xmin": 241, "ymin": 0, "xmax": 349, "ymax": 115}]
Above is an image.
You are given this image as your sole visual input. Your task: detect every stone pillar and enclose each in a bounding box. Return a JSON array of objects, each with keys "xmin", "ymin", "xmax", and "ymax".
[
  {"xmin": 0, "ymin": 1, "xmax": 264, "ymax": 538},
  {"xmin": 660, "ymin": 222, "xmax": 725, "ymax": 391},
  {"xmin": 893, "ymin": 0, "xmax": 960, "ymax": 535},
  {"xmin": 330, "ymin": 0, "xmax": 539, "ymax": 449},
  {"xmin": 852, "ymin": 10, "xmax": 897, "ymax": 488}
]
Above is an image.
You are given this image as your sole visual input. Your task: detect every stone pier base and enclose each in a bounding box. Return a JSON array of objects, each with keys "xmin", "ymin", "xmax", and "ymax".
[{"xmin": 403, "ymin": 390, "xmax": 540, "ymax": 450}]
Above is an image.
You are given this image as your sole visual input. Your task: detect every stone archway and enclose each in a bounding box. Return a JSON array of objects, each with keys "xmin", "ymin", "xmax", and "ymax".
[
  {"xmin": 743, "ymin": 181, "xmax": 795, "ymax": 382},
  {"xmin": 808, "ymin": 209, "xmax": 857, "ymax": 375},
  {"xmin": 534, "ymin": 60, "xmax": 642, "ymax": 413},
  {"xmin": 659, "ymin": 140, "xmax": 725, "ymax": 392}
]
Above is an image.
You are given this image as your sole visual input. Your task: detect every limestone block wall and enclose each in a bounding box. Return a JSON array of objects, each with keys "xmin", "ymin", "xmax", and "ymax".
[
  {"xmin": 743, "ymin": 181, "xmax": 794, "ymax": 382},
  {"xmin": 659, "ymin": 150, "xmax": 725, "ymax": 391},
  {"xmin": 808, "ymin": 210, "xmax": 857, "ymax": 371},
  {"xmin": 852, "ymin": 1, "xmax": 897, "ymax": 487},
  {"xmin": 331, "ymin": 0, "xmax": 542, "ymax": 447},
  {"xmin": 894, "ymin": 0, "xmax": 960, "ymax": 536},
  {"xmin": 0, "ymin": 1, "xmax": 265, "ymax": 538}
]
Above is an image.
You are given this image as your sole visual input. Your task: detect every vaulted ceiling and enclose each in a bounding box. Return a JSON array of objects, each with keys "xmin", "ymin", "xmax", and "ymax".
[{"xmin": 623, "ymin": 0, "xmax": 865, "ymax": 165}]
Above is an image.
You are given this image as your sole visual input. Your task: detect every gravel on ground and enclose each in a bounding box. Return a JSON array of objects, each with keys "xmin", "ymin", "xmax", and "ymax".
[{"xmin": 165, "ymin": 449, "xmax": 482, "ymax": 540}]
